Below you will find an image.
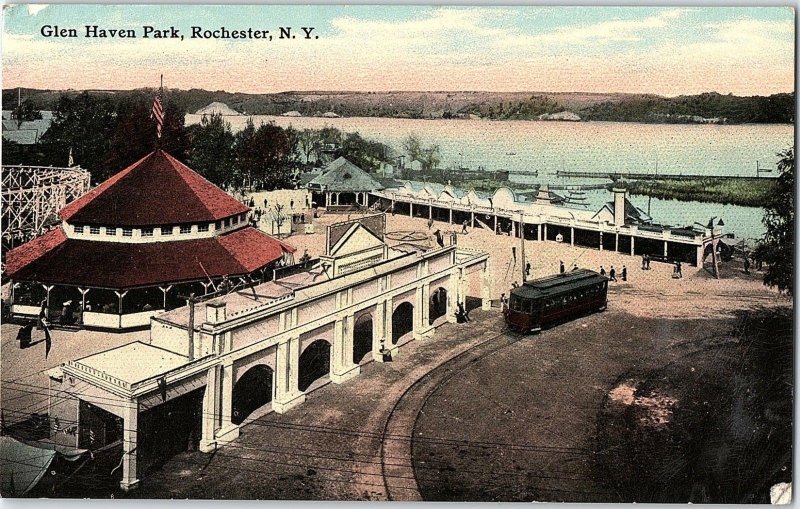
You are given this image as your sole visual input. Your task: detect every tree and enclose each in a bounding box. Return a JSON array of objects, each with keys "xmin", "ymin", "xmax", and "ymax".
[
  {"xmin": 234, "ymin": 121, "xmax": 292, "ymax": 190},
  {"xmin": 11, "ymin": 100, "xmax": 42, "ymax": 125},
  {"xmin": 297, "ymin": 128, "xmax": 318, "ymax": 164},
  {"xmin": 187, "ymin": 113, "xmax": 236, "ymax": 188},
  {"xmin": 36, "ymin": 92, "xmax": 117, "ymax": 182},
  {"xmin": 102, "ymin": 92, "xmax": 189, "ymax": 179},
  {"xmin": 754, "ymin": 148, "xmax": 793, "ymax": 295}
]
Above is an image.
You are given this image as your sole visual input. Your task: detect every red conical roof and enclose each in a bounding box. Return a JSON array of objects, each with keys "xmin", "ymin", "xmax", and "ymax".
[{"xmin": 59, "ymin": 150, "xmax": 249, "ymax": 227}]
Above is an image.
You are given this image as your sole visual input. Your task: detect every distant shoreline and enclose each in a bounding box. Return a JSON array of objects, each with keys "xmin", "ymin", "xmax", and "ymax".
[{"xmin": 6, "ymin": 88, "xmax": 794, "ymax": 125}]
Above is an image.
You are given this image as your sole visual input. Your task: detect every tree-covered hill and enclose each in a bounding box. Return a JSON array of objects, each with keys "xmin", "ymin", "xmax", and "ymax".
[{"xmin": 2, "ymin": 88, "xmax": 794, "ymax": 124}]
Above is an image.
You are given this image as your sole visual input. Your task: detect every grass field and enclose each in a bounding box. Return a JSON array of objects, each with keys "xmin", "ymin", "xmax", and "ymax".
[{"xmin": 626, "ymin": 178, "xmax": 776, "ymax": 207}]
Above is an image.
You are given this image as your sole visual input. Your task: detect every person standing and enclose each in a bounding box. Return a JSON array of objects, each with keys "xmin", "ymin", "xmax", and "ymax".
[
  {"xmin": 677, "ymin": 261, "xmax": 683, "ymax": 278},
  {"xmin": 744, "ymin": 256, "xmax": 751, "ymax": 275},
  {"xmin": 457, "ymin": 302, "xmax": 470, "ymax": 322},
  {"xmin": 525, "ymin": 262, "xmax": 531, "ymax": 277},
  {"xmin": 600, "ymin": 266, "xmax": 606, "ymax": 276},
  {"xmin": 560, "ymin": 260, "xmax": 565, "ymax": 274},
  {"xmin": 621, "ymin": 265, "xmax": 627, "ymax": 282},
  {"xmin": 427, "ymin": 218, "xmax": 434, "ymax": 230},
  {"xmin": 462, "ymin": 220, "xmax": 469, "ymax": 234},
  {"xmin": 641, "ymin": 255, "xmax": 647, "ymax": 270},
  {"xmin": 609, "ymin": 266, "xmax": 617, "ymax": 282},
  {"xmin": 500, "ymin": 293, "xmax": 508, "ymax": 312}
]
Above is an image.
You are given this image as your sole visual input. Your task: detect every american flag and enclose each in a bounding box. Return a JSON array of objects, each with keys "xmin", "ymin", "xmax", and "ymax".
[{"xmin": 151, "ymin": 90, "xmax": 164, "ymax": 139}]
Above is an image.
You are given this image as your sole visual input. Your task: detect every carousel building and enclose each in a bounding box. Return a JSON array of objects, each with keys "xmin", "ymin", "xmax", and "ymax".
[{"xmin": 4, "ymin": 150, "xmax": 295, "ymax": 330}]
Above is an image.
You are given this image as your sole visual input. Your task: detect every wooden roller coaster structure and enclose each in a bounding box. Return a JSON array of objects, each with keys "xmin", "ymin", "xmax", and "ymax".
[{"xmin": 1, "ymin": 165, "xmax": 91, "ymax": 252}]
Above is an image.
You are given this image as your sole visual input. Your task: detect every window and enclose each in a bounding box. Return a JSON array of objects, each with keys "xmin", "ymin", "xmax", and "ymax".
[
  {"xmin": 240, "ymin": 213, "xmax": 247, "ymax": 223},
  {"xmin": 142, "ymin": 228, "xmax": 153, "ymax": 237},
  {"xmin": 106, "ymin": 227, "xmax": 117, "ymax": 236},
  {"xmin": 198, "ymin": 223, "xmax": 209, "ymax": 232},
  {"xmin": 215, "ymin": 221, "xmax": 222, "ymax": 230},
  {"xmin": 161, "ymin": 226, "xmax": 173, "ymax": 235},
  {"xmin": 232, "ymin": 215, "xmax": 239, "ymax": 225},
  {"xmin": 224, "ymin": 218, "xmax": 230, "ymax": 227},
  {"xmin": 74, "ymin": 225, "xmax": 84, "ymax": 234},
  {"xmin": 123, "ymin": 228, "xmax": 133, "ymax": 237},
  {"xmin": 180, "ymin": 225, "xmax": 192, "ymax": 234},
  {"xmin": 90, "ymin": 226, "xmax": 100, "ymax": 235}
]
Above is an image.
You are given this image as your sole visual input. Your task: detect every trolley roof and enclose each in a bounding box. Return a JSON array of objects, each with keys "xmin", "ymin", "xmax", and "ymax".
[{"xmin": 511, "ymin": 269, "xmax": 607, "ymax": 299}]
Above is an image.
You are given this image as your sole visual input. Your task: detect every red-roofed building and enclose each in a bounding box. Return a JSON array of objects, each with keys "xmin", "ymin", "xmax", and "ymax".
[{"xmin": 5, "ymin": 150, "xmax": 295, "ymax": 330}]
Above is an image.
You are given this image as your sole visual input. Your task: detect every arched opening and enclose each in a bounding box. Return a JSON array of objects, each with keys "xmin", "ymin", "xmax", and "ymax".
[
  {"xmin": 298, "ymin": 340, "xmax": 331, "ymax": 392},
  {"xmin": 232, "ymin": 365, "xmax": 273, "ymax": 425},
  {"xmin": 353, "ymin": 314, "xmax": 373, "ymax": 364},
  {"xmin": 338, "ymin": 192, "xmax": 357, "ymax": 205},
  {"xmin": 392, "ymin": 302, "xmax": 414, "ymax": 344},
  {"xmin": 429, "ymin": 287, "xmax": 448, "ymax": 325}
]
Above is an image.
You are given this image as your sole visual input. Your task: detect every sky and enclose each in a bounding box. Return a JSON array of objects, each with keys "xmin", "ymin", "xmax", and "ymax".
[{"xmin": 1, "ymin": 5, "xmax": 795, "ymax": 96}]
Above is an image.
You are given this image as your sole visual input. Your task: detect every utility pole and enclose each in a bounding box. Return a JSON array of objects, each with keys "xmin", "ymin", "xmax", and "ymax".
[
  {"xmin": 177, "ymin": 292, "xmax": 197, "ymax": 360},
  {"xmin": 520, "ymin": 210, "xmax": 526, "ymax": 282}
]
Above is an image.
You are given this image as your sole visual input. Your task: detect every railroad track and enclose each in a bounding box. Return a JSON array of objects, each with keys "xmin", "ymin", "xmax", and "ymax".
[{"xmin": 379, "ymin": 326, "xmax": 524, "ymax": 500}]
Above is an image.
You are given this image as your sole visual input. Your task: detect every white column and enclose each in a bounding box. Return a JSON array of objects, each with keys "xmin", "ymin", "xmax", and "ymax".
[
  {"xmin": 413, "ymin": 285, "xmax": 432, "ymax": 340},
  {"xmin": 120, "ymin": 399, "xmax": 139, "ymax": 491},
  {"xmin": 543, "ymin": 224, "xmax": 548, "ymax": 241},
  {"xmin": 631, "ymin": 236, "xmax": 635, "ymax": 256},
  {"xmin": 537, "ymin": 224, "xmax": 542, "ymax": 241},
  {"xmin": 409, "ymin": 202, "xmax": 413, "ymax": 217},
  {"xmin": 199, "ymin": 365, "xmax": 220, "ymax": 452},
  {"xmin": 570, "ymin": 227, "xmax": 575, "ymax": 246},
  {"xmin": 215, "ymin": 360, "xmax": 239, "ymax": 445},
  {"xmin": 599, "ymin": 232, "xmax": 604, "ymax": 251},
  {"xmin": 447, "ymin": 269, "xmax": 461, "ymax": 323},
  {"xmin": 331, "ymin": 316, "xmax": 360, "ymax": 383},
  {"xmin": 372, "ymin": 300, "xmax": 395, "ymax": 362},
  {"xmin": 449, "ymin": 208, "xmax": 453, "ymax": 224},
  {"xmin": 615, "ymin": 232, "xmax": 620, "ymax": 252},
  {"xmin": 481, "ymin": 259, "xmax": 492, "ymax": 310},
  {"xmin": 664, "ymin": 241, "xmax": 668, "ymax": 258},
  {"xmin": 273, "ymin": 336, "xmax": 305, "ymax": 413}
]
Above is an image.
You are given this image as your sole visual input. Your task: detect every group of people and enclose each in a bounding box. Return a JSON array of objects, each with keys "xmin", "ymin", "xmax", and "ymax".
[{"xmin": 599, "ymin": 265, "xmax": 626, "ymax": 282}]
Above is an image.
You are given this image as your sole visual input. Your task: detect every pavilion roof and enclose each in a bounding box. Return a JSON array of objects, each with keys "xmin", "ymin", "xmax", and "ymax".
[
  {"xmin": 307, "ymin": 157, "xmax": 383, "ymax": 192},
  {"xmin": 59, "ymin": 150, "xmax": 250, "ymax": 227},
  {"xmin": 4, "ymin": 227, "xmax": 295, "ymax": 289}
]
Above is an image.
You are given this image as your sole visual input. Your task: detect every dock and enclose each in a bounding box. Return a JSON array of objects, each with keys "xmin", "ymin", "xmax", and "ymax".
[{"xmin": 555, "ymin": 170, "xmax": 776, "ymax": 181}]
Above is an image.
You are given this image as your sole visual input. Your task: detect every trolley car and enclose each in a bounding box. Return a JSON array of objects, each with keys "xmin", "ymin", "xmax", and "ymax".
[{"xmin": 505, "ymin": 269, "xmax": 608, "ymax": 333}]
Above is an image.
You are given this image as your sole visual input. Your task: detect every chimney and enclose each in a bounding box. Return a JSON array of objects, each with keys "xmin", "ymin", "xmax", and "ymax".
[
  {"xmin": 206, "ymin": 301, "xmax": 227, "ymax": 324},
  {"xmin": 612, "ymin": 187, "xmax": 626, "ymax": 227}
]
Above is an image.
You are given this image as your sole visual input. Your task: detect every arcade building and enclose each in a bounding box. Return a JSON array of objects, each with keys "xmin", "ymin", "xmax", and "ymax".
[
  {"xmin": 47, "ymin": 214, "xmax": 491, "ymax": 490},
  {"xmin": 3, "ymin": 150, "xmax": 295, "ymax": 330}
]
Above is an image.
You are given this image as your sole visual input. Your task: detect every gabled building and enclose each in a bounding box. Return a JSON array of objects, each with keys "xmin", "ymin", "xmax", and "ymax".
[
  {"xmin": 4, "ymin": 150, "xmax": 295, "ymax": 330},
  {"xmin": 307, "ymin": 157, "xmax": 383, "ymax": 210}
]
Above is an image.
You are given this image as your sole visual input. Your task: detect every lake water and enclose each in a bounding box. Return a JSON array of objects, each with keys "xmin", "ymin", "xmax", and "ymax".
[{"xmin": 186, "ymin": 114, "xmax": 793, "ymax": 240}]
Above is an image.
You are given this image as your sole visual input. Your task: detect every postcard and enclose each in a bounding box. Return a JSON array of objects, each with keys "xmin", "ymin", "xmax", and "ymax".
[{"xmin": 0, "ymin": 4, "xmax": 794, "ymax": 503}]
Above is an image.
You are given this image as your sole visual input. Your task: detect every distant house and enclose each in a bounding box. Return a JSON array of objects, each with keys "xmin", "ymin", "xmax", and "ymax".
[
  {"xmin": 592, "ymin": 195, "xmax": 652, "ymax": 225},
  {"xmin": 1, "ymin": 113, "xmax": 53, "ymax": 145},
  {"xmin": 408, "ymin": 159, "xmax": 423, "ymax": 172},
  {"xmin": 320, "ymin": 111, "xmax": 340, "ymax": 118},
  {"xmin": 537, "ymin": 111, "xmax": 581, "ymax": 121},
  {"xmin": 194, "ymin": 102, "xmax": 242, "ymax": 116},
  {"xmin": 281, "ymin": 111, "xmax": 303, "ymax": 117}
]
